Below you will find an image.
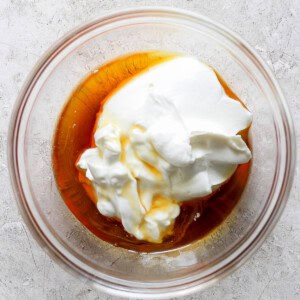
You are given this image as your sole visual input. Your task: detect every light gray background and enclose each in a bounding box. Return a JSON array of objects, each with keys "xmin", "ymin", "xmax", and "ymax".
[{"xmin": 0, "ymin": 0, "xmax": 299, "ymax": 299}]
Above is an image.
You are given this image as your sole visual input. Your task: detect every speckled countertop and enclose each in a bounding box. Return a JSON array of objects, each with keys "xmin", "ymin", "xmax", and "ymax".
[{"xmin": 0, "ymin": 1, "xmax": 299, "ymax": 299}]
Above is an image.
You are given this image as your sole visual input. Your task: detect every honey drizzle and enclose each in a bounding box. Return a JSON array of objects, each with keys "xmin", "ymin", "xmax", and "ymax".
[{"xmin": 53, "ymin": 52, "xmax": 250, "ymax": 252}]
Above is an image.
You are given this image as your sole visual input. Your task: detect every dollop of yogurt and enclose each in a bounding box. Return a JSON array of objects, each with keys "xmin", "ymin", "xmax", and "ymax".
[{"xmin": 77, "ymin": 56, "xmax": 252, "ymax": 243}]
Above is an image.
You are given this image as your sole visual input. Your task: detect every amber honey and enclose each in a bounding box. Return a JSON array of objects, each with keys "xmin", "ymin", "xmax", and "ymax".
[{"xmin": 52, "ymin": 51, "xmax": 251, "ymax": 252}]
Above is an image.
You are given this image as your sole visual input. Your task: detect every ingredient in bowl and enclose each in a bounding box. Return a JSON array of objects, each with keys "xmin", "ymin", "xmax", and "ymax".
[
  {"xmin": 77, "ymin": 56, "xmax": 252, "ymax": 243},
  {"xmin": 53, "ymin": 52, "xmax": 252, "ymax": 251}
]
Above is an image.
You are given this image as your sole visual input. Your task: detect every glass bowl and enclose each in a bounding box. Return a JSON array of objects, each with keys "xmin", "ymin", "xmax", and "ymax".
[{"xmin": 8, "ymin": 7, "xmax": 296, "ymax": 299}]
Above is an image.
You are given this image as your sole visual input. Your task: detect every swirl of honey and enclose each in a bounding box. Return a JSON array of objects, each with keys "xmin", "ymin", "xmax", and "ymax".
[{"xmin": 53, "ymin": 52, "xmax": 250, "ymax": 252}]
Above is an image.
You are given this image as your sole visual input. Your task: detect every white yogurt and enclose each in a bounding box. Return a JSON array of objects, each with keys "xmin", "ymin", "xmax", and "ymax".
[{"xmin": 77, "ymin": 56, "xmax": 252, "ymax": 243}]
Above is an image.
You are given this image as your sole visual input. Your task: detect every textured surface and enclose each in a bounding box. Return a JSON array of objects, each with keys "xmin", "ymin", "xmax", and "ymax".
[{"xmin": 0, "ymin": 0, "xmax": 299, "ymax": 299}]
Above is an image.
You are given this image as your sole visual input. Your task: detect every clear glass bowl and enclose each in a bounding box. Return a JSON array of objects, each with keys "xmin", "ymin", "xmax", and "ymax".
[{"xmin": 8, "ymin": 7, "xmax": 296, "ymax": 298}]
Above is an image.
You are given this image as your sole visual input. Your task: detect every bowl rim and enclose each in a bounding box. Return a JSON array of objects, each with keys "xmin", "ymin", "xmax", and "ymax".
[{"xmin": 7, "ymin": 6, "xmax": 296, "ymax": 299}]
